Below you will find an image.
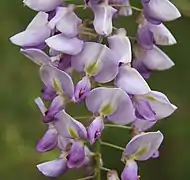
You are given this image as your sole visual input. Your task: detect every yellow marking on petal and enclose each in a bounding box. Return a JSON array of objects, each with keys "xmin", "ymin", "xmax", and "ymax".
[
  {"xmin": 69, "ymin": 127, "xmax": 79, "ymax": 139},
  {"xmin": 131, "ymin": 145, "xmax": 149, "ymax": 160},
  {"xmin": 100, "ymin": 104, "xmax": 114, "ymax": 116},
  {"xmin": 85, "ymin": 62, "xmax": 99, "ymax": 76},
  {"xmin": 53, "ymin": 78, "xmax": 62, "ymax": 93},
  {"xmin": 144, "ymin": 95, "xmax": 156, "ymax": 102}
]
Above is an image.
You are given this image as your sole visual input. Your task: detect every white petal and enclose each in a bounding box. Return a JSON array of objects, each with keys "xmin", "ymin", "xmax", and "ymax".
[
  {"xmin": 108, "ymin": 28, "xmax": 132, "ymax": 64},
  {"xmin": 92, "ymin": 4, "xmax": 117, "ymax": 36},
  {"xmin": 146, "ymin": 0, "xmax": 181, "ymax": 22},
  {"xmin": 27, "ymin": 12, "xmax": 49, "ymax": 30},
  {"xmin": 115, "ymin": 65, "xmax": 151, "ymax": 95},
  {"xmin": 135, "ymin": 45, "xmax": 175, "ymax": 70},
  {"xmin": 148, "ymin": 23, "xmax": 177, "ymax": 45},
  {"xmin": 45, "ymin": 34, "xmax": 83, "ymax": 55},
  {"xmin": 20, "ymin": 48, "xmax": 51, "ymax": 65},
  {"xmin": 123, "ymin": 131, "xmax": 163, "ymax": 161},
  {"xmin": 144, "ymin": 90, "xmax": 177, "ymax": 120}
]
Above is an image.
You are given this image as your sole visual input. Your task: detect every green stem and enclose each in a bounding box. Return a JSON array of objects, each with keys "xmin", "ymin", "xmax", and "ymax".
[
  {"xmin": 95, "ymin": 140, "xmax": 101, "ymax": 180},
  {"xmin": 100, "ymin": 141, "xmax": 125, "ymax": 151},
  {"xmin": 76, "ymin": 175, "xmax": 95, "ymax": 180},
  {"xmin": 100, "ymin": 167, "xmax": 112, "ymax": 172},
  {"xmin": 74, "ymin": 116, "xmax": 92, "ymax": 120},
  {"xmin": 105, "ymin": 124, "xmax": 132, "ymax": 130}
]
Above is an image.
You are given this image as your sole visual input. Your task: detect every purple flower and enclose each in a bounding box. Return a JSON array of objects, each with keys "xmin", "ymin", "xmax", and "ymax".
[
  {"xmin": 132, "ymin": 90, "xmax": 177, "ymax": 131},
  {"xmin": 133, "ymin": 44, "xmax": 175, "ymax": 73},
  {"xmin": 141, "ymin": 0, "xmax": 181, "ymax": 24},
  {"xmin": 54, "ymin": 110, "xmax": 87, "ymax": 140},
  {"xmin": 121, "ymin": 160, "xmax": 138, "ymax": 180},
  {"xmin": 40, "ymin": 64, "xmax": 75, "ymax": 100},
  {"xmin": 90, "ymin": 0, "xmax": 117, "ymax": 36},
  {"xmin": 20, "ymin": 48, "xmax": 51, "ymax": 65},
  {"xmin": 35, "ymin": 96, "xmax": 65, "ymax": 123},
  {"xmin": 49, "ymin": 6, "xmax": 82, "ymax": 37},
  {"xmin": 37, "ymin": 157, "xmax": 68, "ymax": 177},
  {"xmin": 115, "ymin": 65, "xmax": 151, "ymax": 95},
  {"xmin": 86, "ymin": 87, "xmax": 135, "ymax": 125},
  {"xmin": 108, "ymin": 28, "xmax": 132, "ymax": 64},
  {"xmin": 74, "ymin": 76, "xmax": 91, "ymax": 102},
  {"xmin": 10, "ymin": 12, "xmax": 51, "ymax": 47},
  {"xmin": 137, "ymin": 18, "xmax": 177, "ymax": 48},
  {"xmin": 23, "ymin": 0, "xmax": 62, "ymax": 12},
  {"xmin": 45, "ymin": 34, "xmax": 83, "ymax": 55},
  {"xmin": 71, "ymin": 42, "xmax": 119, "ymax": 83},
  {"xmin": 66, "ymin": 141, "xmax": 85, "ymax": 168},
  {"xmin": 36, "ymin": 127, "xmax": 58, "ymax": 152},
  {"xmin": 122, "ymin": 131, "xmax": 163, "ymax": 161},
  {"xmin": 87, "ymin": 116, "xmax": 104, "ymax": 144}
]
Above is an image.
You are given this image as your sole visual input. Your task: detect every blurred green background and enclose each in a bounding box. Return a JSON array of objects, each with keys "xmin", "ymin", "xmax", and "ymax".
[{"xmin": 0, "ymin": 0, "xmax": 190, "ymax": 179}]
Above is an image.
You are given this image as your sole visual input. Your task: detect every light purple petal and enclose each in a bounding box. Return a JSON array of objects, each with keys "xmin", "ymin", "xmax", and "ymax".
[
  {"xmin": 36, "ymin": 128, "xmax": 57, "ymax": 152},
  {"xmin": 10, "ymin": 27, "xmax": 51, "ymax": 47},
  {"xmin": 71, "ymin": 42, "xmax": 118, "ymax": 83},
  {"xmin": 86, "ymin": 87, "xmax": 135, "ymax": 125},
  {"xmin": 54, "ymin": 110, "xmax": 87, "ymax": 140},
  {"xmin": 20, "ymin": 48, "xmax": 51, "ymax": 65},
  {"xmin": 87, "ymin": 116, "xmax": 104, "ymax": 144},
  {"xmin": 148, "ymin": 22, "xmax": 177, "ymax": 46},
  {"xmin": 144, "ymin": 90, "xmax": 177, "ymax": 120},
  {"xmin": 142, "ymin": 0, "xmax": 181, "ymax": 22},
  {"xmin": 23, "ymin": 0, "xmax": 62, "ymax": 12},
  {"xmin": 27, "ymin": 12, "xmax": 49, "ymax": 30},
  {"xmin": 91, "ymin": 3, "xmax": 117, "ymax": 36},
  {"xmin": 132, "ymin": 58, "xmax": 152, "ymax": 79},
  {"xmin": 67, "ymin": 141, "xmax": 85, "ymax": 168},
  {"xmin": 71, "ymin": 42, "xmax": 103, "ymax": 73},
  {"xmin": 118, "ymin": 0, "xmax": 132, "ymax": 16},
  {"xmin": 41, "ymin": 85, "xmax": 57, "ymax": 101},
  {"xmin": 137, "ymin": 24, "xmax": 154, "ymax": 50},
  {"xmin": 45, "ymin": 34, "xmax": 83, "ymax": 55},
  {"xmin": 132, "ymin": 118, "xmax": 157, "ymax": 132},
  {"xmin": 56, "ymin": 8, "xmax": 82, "ymax": 37},
  {"xmin": 121, "ymin": 160, "xmax": 138, "ymax": 180},
  {"xmin": 57, "ymin": 135, "xmax": 72, "ymax": 151},
  {"xmin": 108, "ymin": 28, "xmax": 132, "ymax": 64},
  {"xmin": 74, "ymin": 76, "xmax": 91, "ymax": 102},
  {"xmin": 44, "ymin": 95, "xmax": 65, "ymax": 123},
  {"xmin": 40, "ymin": 64, "xmax": 74, "ymax": 99},
  {"xmin": 134, "ymin": 45, "xmax": 175, "ymax": 70},
  {"xmin": 134, "ymin": 97, "xmax": 156, "ymax": 121},
  {"xmin": 115, "ymin": 65, "xmax": 151, "ymax": 95},
  {"xmin": 37, "ymin": 158, "xmax": 67, "ymax": 177},
  {"xmin": 123, "ymin": 131, "xmax": 163, "ymax": 161}
]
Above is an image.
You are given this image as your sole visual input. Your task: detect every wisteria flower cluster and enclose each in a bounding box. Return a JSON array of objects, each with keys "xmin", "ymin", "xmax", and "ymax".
[{"xmin": 10, "ymin": 0, "xmax": 180, "ymax": 179}]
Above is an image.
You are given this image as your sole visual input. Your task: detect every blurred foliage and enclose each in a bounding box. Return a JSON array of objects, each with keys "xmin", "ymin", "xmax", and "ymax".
[{"xmin": 0, "ymin": 0, "xmax": 190, "ymax": 180}]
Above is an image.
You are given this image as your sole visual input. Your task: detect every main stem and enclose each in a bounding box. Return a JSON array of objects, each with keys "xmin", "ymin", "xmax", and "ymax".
[{"xmin": 95, "ymin": 140, "xmax": 101, "ymax": 180}]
